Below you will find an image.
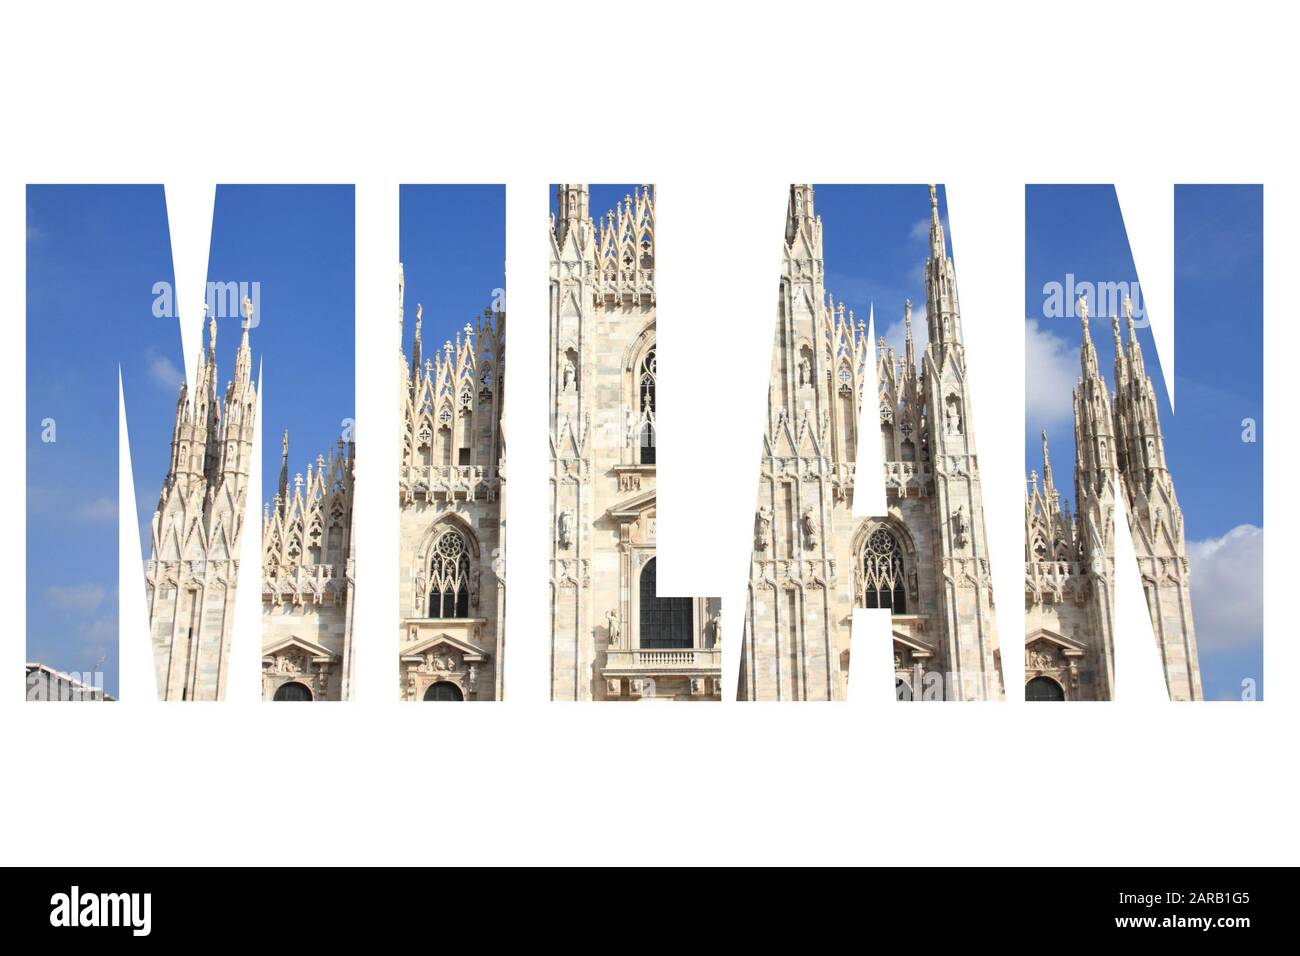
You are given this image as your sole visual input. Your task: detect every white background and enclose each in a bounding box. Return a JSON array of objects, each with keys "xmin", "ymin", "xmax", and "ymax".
[{"xmin": 2, "ymin": 2, "xmax": 1294, "ymax": 866}]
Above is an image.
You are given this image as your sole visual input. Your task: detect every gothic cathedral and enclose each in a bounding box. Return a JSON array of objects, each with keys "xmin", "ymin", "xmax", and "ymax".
[
  {"xmin": 260, "ymin": 427, "xmax": 356, "ymax": 702},
  {"xmin": 549, "ymin": 184, "xmax": 723, "ymax": 701},
  {"xmin": 1024, "ymin": 296, "xmax": 1203, "ymax": 700},
  {"xmin": 398, "ymin": 266, "xmax": 507, "ymax": 700},
  {"xmin": 740, "ymin": 185, "xmax": 1003, "ymax": 701},
  {"xmin": 144, "ymin": 298, "xmax": 359, "ymax": 702},
  {"xmin": 146, "ymin": 306, "xmax": 257, "ymax": 700}
]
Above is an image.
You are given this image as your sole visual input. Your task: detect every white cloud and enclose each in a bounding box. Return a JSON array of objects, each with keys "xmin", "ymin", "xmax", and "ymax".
[
  {"xmin": 909, "ymin": 214, "xmax": 949, "ymax": 246},
  {"xmin": 872, "ymin": 300, "xmax": 928, "ymax": 363},
  {"xmin": 879, "ymin": 317, "xmax": 907, "ymax": 358},
  {"xmin": 79, "ymin": 615, "xmax": 117, "ymax": 662},
  {"xmin": 44, "ymin": 583, "xmax": 107, "ymax": 613},
  {"xmin": 1025, "ymin": 319, "xmax": 1077, "ymax": 430},
  {"xmin": 147, "ymin": 350, "xmax": 183, "ymax": 391},
  {"xmin": 1187, "ymin": 524, "xmax": 1263, "ymax": 651},
  {"xmin": 75, "ymin": 497, "xmax": 117, "ymax": 522}
]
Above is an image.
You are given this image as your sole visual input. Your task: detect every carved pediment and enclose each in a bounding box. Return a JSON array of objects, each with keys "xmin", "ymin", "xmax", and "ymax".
[
  {"xmin": 401, "ymin": 630, "xmax": 489, "ymax": 663},
  {"xmin": 1025, "ymin": 627, "xmax": 1086, "ymax": 656},
  {"xmin": 607, "ymin": 488, "xmax": 656, "ymax": 523},
  {"xmin": 261, "ymin": 634, "xmax": 337, "ymax": 665},
  {"xmin": 891, "ymin": 631, "xmax": 935, "ymax": 659}
]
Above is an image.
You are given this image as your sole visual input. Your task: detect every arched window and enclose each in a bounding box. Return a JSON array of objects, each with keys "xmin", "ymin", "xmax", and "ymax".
[
  {"xmin": 1026, "ymin": 676, "xmax": 1065, "ymax": 702},
  {"xmin": 273, "ymin": 681, "xmax": 313, "ymax": 702},
  {"xmin": 423, "ymin": 681, "xmax": 464, "ymax": 701},
  {"xmin": 638, "ymin": 347, "xmax": 656, "ymax": 464},
  {"xmin": 862, "ymin": 528, "xmax": 907, "ymax": 613},
  {"xmin": 428, "ymin": 529, "xmax": 471, "ymax": 618},
  {"xmin": 639, "ymin": 557, "xmax": 691, "ymax": 649}
]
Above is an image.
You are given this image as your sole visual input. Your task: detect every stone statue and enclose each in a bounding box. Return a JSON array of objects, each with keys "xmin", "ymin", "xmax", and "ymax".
[
  {"xmin": 945, "ymin": 399, "xmax": 962, "ymax": 435},
  {"xmin": 606, "ymin": 609, "xmax": 621, "ymax": 645},
  {"xmin": 952, "ymin": 504, "xmax": 969, "ymax": 547},
  {"xmin": 563, "ymin": 359, "xmax": 576, "ymax": 391},
  {"xmin": 558, "ymin": 509, "xmax": 574, "ymax": 549},
  {"xmin": 801, "ymin": 506, "xmax": 818, "ymax": 549},
  {"xmin": 755, "ymin": 506, "xmax": 772, "ymax": 552}
]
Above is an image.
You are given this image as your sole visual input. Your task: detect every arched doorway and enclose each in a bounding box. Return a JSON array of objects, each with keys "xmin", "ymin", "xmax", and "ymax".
[
  {"xmin": 273, "ymin": 681, "xmax": 313, "ymax": 701},
  {"xmin": 423, "ymin": 681, "xmax": 464, "ymax": 701},
  {"xmin": 1025, "ymin": 675, "xmax": 1065, "ymax": 701}
]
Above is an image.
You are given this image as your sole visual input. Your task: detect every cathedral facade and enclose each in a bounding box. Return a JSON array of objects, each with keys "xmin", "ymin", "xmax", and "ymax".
[
  {"xmin": 260, "ymin": 430, "xmax": 356, "ymax": 701},
  {"xmin": 1024, "ymin": 297, "xmax": 1203, "ymax": 701},
  {"xmin": 145, "ymin": 304, "xmax": 257, "ymax": 701},
  {"xmin": 143, "ymin": 296, "xmax": 359, "ymax": 702},
  {"xmin": 549, "ymin": 184, "xmax": 722, "ymax": 701},
  {"xmin": 740, "ymin": 185, "xmax": 1003, "ymax": 701},
  {"xmin": 398, "ymin": 266, "xmax": 506, "ymax": 701}
]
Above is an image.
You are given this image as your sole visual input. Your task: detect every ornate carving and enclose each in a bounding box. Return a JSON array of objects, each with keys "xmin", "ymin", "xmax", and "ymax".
[
  {"xmin": 420, "ymin": 651, "xmax": 457, "ymax": 675},
  {"xmin": 800, "ymin": 506, "xmax": 819, "ymax": 550},
  {"xmin": 755, "ymin": 506, "xmax": 772, "ymax": 553},
  {"xmin": 952, "ymin": 504, "xmax": 969, "ymax": 549},
  {"xmin": 1026, "ymin": 644, "xmax": 1057, "ymax": 671}
]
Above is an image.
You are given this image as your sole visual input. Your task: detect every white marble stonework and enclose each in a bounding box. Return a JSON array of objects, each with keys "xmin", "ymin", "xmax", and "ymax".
[
  {"xmin": 145, "ymin": 303, "xmax": 259, "ymax": 701},
  {"xmin": 398, "ymin": 268, "xmax": 506, "ymax": 701},
  {"xmin": 1024, "ymin": 295, "xmax": 1202, "ymax": 701},
  {"xmin": 740, "ymin": 186, "xmax": 1003, "ymax": 701},
  {"xmin": 549, "ymin": 185, "xmax": 722, "ymax": 701}
]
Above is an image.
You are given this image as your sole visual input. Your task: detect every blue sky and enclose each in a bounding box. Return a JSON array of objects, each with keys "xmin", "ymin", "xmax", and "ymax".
[
  {"xmin": 814, "ymin": 184, "xmax": 950, "ymax": 350},
  {"xmin": 1025, "ymin": 185, "xmax": 1263, "ymax": 701},
  {"xmin": 400, "ymin": 186, "xmax": 505, "ymax": 361},
  {"xmin": 26, "ymin": 185, "xmax": 353, "ymax": 698}
]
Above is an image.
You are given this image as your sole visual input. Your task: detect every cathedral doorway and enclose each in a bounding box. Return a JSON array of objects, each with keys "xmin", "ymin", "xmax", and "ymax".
[
  {"xmin": 1025, "ymin": 676, "xmax": 1065, "ymax": 701},
  {"xmin": 273, "ymin": 681, "xmax": 313, "ymax": 701},
  {"xmin": 424, "ymin": 681, "xmax": 464, "ymax": 701}
]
